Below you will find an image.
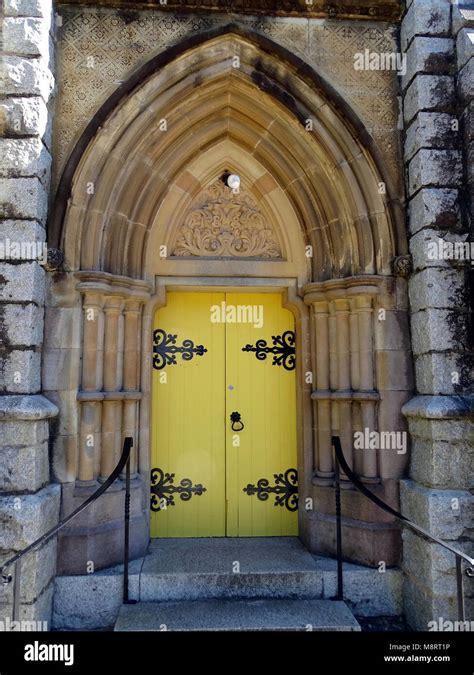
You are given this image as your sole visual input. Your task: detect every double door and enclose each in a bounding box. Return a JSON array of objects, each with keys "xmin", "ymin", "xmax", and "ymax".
[{"xmin": 150, "ymin": 292, "xmax": 297, "ymax": 537}]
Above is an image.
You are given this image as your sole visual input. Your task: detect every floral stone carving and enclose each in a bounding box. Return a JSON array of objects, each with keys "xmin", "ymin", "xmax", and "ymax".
[{"xmin": 172, "ymin": 180, "xmax": 282, "ymax": 259}]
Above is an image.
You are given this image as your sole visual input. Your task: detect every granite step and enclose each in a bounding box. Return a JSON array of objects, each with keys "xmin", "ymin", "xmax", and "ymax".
[
  {"xmin": 137, "ymin": 537, "xmax": 402, "ymax": 613},
  {"xmin": 114, "ymin": 598, "xmax": 361, "ymax": 632},
  {"xmin": 140, "ymin": 537, "xmax": 325, "ymax": 601},
  {"xmin": 52, "ymin": 537, "xmax": 402, "ymax": 629}
]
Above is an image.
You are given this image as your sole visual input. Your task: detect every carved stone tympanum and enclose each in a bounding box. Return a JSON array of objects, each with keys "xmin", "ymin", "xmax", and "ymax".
[{"xmin": 172, "ymin": 180, "xmax": 282, "ymax": 259}]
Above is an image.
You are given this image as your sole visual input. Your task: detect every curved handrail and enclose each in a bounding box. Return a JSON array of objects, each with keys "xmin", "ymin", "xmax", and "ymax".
[
  {"xmin": 1, "ymin": 437, "xmax": 133, "ymax": 581},
  {"xmin": 331, "ymin": 436, "xmax": 474, "ymax": 568}
]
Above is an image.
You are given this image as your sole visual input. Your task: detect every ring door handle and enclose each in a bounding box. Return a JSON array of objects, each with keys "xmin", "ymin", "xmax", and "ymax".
[{"xmin": 230, "ymin": 411, "xmax": 244, "ymax": 432}]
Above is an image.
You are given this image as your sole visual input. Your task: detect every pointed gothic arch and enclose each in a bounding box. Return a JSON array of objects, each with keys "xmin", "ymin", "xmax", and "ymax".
[
  {"xmin": 48, "ymin": 26, "xmax": 412, "ymax": 573},
  {"xmin": 52, "ymin": 25, "xmax": 406, "ymax": 282}
]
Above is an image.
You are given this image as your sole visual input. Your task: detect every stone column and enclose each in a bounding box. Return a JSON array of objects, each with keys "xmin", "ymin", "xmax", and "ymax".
[
  {"xmin": 355, "ymin": 295, "xmax": 378, "ymax": 482},
  {"xmin": 122, "ymin": 299, "xmax": 142, "ymax": 475},
  {"xmin": 304, "ymin": 289, "xmax": 334, "ymax": 485},
  {"xmin": 333, "ymin": 297, "xmax": 353, "ymax": 484},
  {"xmin": 0, "ymin": 0, "xmax": 60, "ymax": 625},
  {"xmin": 101, "ymin": 297, "xmax": 123, "ymax": 481},
  {"xmin": 400, "ymin": 0, "xmax": 474, "ymax": 629},
  {"xmin": 78, "ymin": 400, "xmax": 101, "ymax": 484},
  {"xmin": 313, "ymin": 301, "xmax": 333, "ymax": 482},
  {"xmin": 327, "ymin": 301, "xmax": 339, "ymax": 477},
  {"xmin": 349, "ymin": 301, "xmax": 360, "ymax": 391},
  {"xmin": 81, "ymin": 292, "xmax": 104, "ymax": 391},
  {"xmin": 303, "ymin": 278, "xmax": 403, "ymax": 566},
  {"xmin": 56, "ymin": 276, "xmax": 150, "ymax": 580},
  {"xmin": 103, "ymin": 297, "xmax": 123, "ymax": 392},
  {"xmin": 78, "ymin": 292, "xmax": 104, "ymax": 483}
]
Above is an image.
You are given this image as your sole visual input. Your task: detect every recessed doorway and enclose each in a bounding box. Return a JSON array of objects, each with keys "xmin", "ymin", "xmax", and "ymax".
[{"xmin": 150, "ymin": 292, "xmax": 298, "ymax": 537}]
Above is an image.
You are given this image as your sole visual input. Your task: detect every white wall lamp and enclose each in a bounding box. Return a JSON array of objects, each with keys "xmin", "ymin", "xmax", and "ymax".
[{"xmin": 226, "ymin": 174, "xmax": 241, "ymax": 191}]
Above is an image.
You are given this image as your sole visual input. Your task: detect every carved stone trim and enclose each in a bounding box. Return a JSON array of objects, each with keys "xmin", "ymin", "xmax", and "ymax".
[
  {"xmin": 302, "ymin": 275, "xmax": 384, "ymax": 305},
  {"xmin": 172, "ymin": 180, "xmax": 282, "ymax": 259},
  {"xmin": 311, "ymin": 390, "xmax": 380, "ymax": 402},
  {"xmin": 56, "ymin": 0, "xmax": 402, "ymax": 22},
  {"xmin": 44, "ymin": 248, "xmax": 64, "ymax": 272},
  {"xmin": 75, "ymin": 270, "xmax": 152, "ymax": 302},
  {"xmin": 392, "ymin": 255, "xmax": 413, "ymax": 277}
]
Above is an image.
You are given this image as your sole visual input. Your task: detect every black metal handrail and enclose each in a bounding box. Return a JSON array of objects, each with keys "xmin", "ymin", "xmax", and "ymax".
[
  {"xmin": 1, "ymin": 436, "xmax": 134, "ymax": 621},
  {"xmin": 331, "ymin": 436, "xmax": 474, "ymax": 621}
]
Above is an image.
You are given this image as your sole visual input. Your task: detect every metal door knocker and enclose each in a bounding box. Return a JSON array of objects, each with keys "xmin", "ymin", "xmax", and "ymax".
[{"xmin": 230, "ymin": 411, "xmax": 244, "ymax": 431}]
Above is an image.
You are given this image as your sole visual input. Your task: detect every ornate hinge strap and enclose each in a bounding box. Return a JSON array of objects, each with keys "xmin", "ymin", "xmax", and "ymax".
[
  {"xmin": 150, "ymin": 468, "xmax": 207, "ymax": 511},
  {"xmin": 242, "ymin": 330, "xmax": 295, "ymax": 371},
  {"xmin": 153, "ymin": 328, "xmax": 208, "ymax": 370},
  {"xmin": 243, "ymin": 468, "xmax": 298, "ymax": 512}
]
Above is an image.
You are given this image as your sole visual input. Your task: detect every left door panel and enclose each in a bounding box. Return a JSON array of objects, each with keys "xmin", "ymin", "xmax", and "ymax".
[{"xmin": 151, "ymin": 292, "xmax": 226, "ymax": 537}]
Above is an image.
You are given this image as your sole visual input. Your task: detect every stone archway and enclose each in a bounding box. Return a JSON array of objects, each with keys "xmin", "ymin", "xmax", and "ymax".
[{"xmin": 47, "ymin": 28, "xmax": 412, "ymax": 573}]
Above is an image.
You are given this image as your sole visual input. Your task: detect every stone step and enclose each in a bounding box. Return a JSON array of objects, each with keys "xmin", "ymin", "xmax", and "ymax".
[
  {"xmin": 52, "ymin": 537, "xmax": 402, "ymax": 630},
  {"xmin": 140, "ymin": 537, "xmax": 326, "ymax": 601},
  {"xmin": 114, "ymin": 598, "xmax": 361, "ymax": 632},
  {"xmin": 140, "ymin": 537, "xmax": 323, "ymax": 601},
  {"xmin": 138, "ymin": 538, "xmax": 401, "ymax": 611},
  {"xmin": 141, "ymin": 569, "xmax": 324, "ymax": 601}
]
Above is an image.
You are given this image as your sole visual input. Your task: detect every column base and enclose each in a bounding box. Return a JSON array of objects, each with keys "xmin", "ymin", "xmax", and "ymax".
[
  {"xmin": 74, "ymin": 479, "xmax": 99, "ymax": 492},
  {"xmin": 312, "ymin": 470, "xmax": 334, "ymax": 487},
  {"xmin": 339, "ymin": 479, "xmax": 355, "ymax": 490},
  {"xmin": 360, "ymin": 475, "xmax": 381, "ymax": 485},
  {"xmin": 97, "ymin": 476, "xmax": 123, "ymax": 491}
]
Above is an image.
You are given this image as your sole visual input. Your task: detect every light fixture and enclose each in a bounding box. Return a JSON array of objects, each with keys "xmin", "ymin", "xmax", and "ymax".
[{"xmin": 227, "ymin": 174, "xmax": 240, "ymax": 190}]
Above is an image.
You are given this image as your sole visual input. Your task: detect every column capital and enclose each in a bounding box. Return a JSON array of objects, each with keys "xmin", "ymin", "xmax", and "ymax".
[
  {"xmin": 353, "ymin": 295, "xmax": 374, "ymax": 311},
  {"xmin": 332, "ymin": 297, "xmax": 351, "ymax": 312},
  {"xmin": 123, "ymin": 298, "xmax": 143, "ymax": 314},
  {"xmin": 303, "ymin": 290, "xmax": 327, "ymax": 305},
  {"xmin": 312, "ymin": 300, "xmax": 330, "ymax": 314},
  {"xmin": 82, "ymin": 291, "xmax": 105, "ymax": 309},
  {"xmin": 103, "ymin": 295, "xmax": 125, "ymax": 312}
]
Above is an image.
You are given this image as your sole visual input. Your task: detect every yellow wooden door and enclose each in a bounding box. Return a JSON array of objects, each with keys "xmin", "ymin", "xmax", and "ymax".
[
  {"xmin": 150, "ymin": 292, "xmax": 226, "ymax": 537},
  {"xmin": 225, "ymin": 293, "xmax": 298, "ymax": 536},
  {"xmin": 151, "ymin": 292, "xmax": 297, "ymax": 537}
]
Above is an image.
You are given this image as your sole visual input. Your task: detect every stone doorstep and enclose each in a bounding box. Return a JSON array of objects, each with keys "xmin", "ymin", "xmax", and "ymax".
[
  {"xmin": 137, "ymin": 538, "xmax": 402, "ymax": 611},
  {"xmin": 52, "ymin": 538, "xmax": 403, "ymax": 629},
  {"xmin": 52, "ymin": 562, "xmax": 402, "ymax": 630},
  {"xmin": 114, "ymin": 598, "xmax": 361, "ymax": 632}
]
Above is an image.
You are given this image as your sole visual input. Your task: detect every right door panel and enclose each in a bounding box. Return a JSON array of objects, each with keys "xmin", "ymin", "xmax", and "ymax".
[{"xmin": 225, "ymin": 293, "xmax": 298, "ymax": 536}]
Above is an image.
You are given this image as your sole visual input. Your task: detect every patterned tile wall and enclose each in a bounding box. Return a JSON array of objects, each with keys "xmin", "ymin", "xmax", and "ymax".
[{"xmin": 53, "ymin": 7, "xmax": 403, "ymax": 191}]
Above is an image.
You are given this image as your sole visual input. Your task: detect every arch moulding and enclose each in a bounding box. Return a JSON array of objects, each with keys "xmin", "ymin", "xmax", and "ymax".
[{"xmin": 47, "ymin": 28, "xmax": 413, "ymax": 573}]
